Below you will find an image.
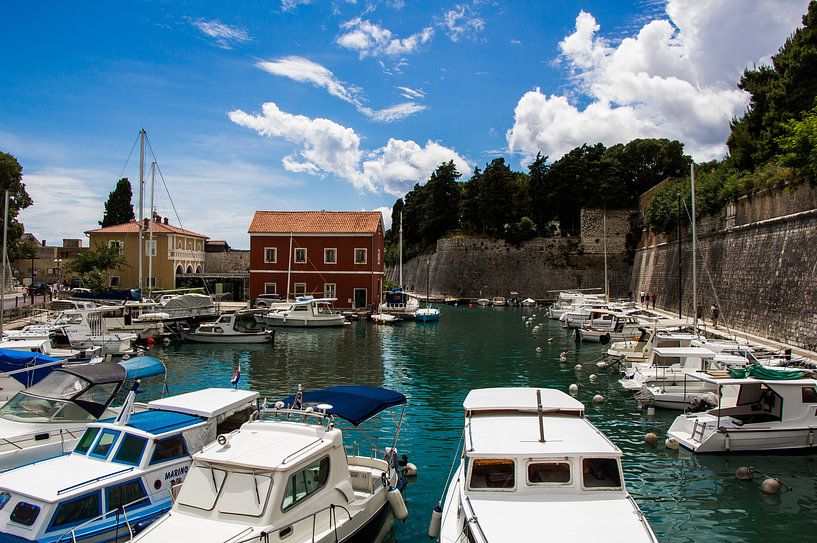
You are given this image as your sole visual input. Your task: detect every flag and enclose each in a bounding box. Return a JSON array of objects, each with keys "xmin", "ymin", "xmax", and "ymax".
[{"xmin": 231, "ymin": 362, "xmax": 241, "ymax": 387}]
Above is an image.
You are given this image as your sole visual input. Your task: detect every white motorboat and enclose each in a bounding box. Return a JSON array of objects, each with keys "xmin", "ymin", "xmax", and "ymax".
[
  {"xmin": 132, "ymin": 385, "xmax": 410, "ymax": 543},
  {"xmin": 380, "ymin": 288, "xmax": 419, "ymax": 318},
  {"xmin": 546, "ymin": 291, "xmax": 605, "ymax": 320},
  {"xmin": 7, "ymin": 308, "xmax": 137, "ymax": 354},
  {"xmin": 490, "ymin": 297, "xmax": 507, "ymax": 307},
  {"xmin": 637, "ymin": 372, "xmax": 722, "ymax": 411},
  {"xmin": 0, "ymin": 338, "xmax": 100, "ymax": 362},
  {"xmin": 521, "ymin": 298, "xmax": 536, "ymax": 306},
  {"xmin": 619, "ymin": 346, "xmax": 718, "ymax": 391},
  {"xmin": 476, "ymin": 298, "xmax": 490, "ymax": 306},
  {"xmin": 577, "ymin": 313, "xmax": 643, "ymax": 344},
  {"xmin": 371, "ymin": 312, "xmax": 400, "ymax": 324},
  {"xmin": 415, "ymin": 306, "xmax": 441, "ymax": 322},
  {"xmin": 434, "ymin": 388, "xmax": 657, "ymax": 543},
  {"xmin": 559, "ymin": 305, "xmax": 614, "ymax": 329},
  {"xmin": 667, "ymin": 368, "xmax": 817, "ymax": 453},
  {"xmin": 0, "ymin": 387, "xmax": 258, "ymax": 543},
  {"xmin": 0, "ymin": 356, "xmax": 166, "ymax": 471},
  {"xmin": 260, "ymin": 298, "xmax": 347, "ymax": 328},
  {"xmin": 180, "ymin": 312, "xmax": 273, "ymax": 344}
]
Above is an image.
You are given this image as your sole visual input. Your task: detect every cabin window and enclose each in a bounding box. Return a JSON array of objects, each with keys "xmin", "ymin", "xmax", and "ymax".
[
  {"xmin": 27, "ymin": 372, "xmax": 90, "ymax": 400},
  {"xmin": 74, "ymin": 427, "xmax": 101, "ymax": 455},
  {"xmin": 281, "ymin": 456, "xmax": 330, "ymax": 511},
  {"xmin": 176, "ymin": 464, "xmax": 227, "ymax": 511},
  {"xmin": 75, "ymin": 382, "xmax": 120, "ymax": 406},
  {"xmin": 105, "ymin": 480, "xmax": 148, "ymax": 512},
  {"xmin": 219, "ymin": 472, "xmax": 274, "ymax": 517},
  {"xmin": 10, "ymin": 502, "xmax": 40, "ymax": 526},
  {"xmin": 581, "ymin": 458, "xmax": 622, "ymax": 489},
  {"xmin": 294, "ymin": 248, "xmax": 307, "ymax": 263},
  {"xmin": 47, "ymin": 492, "xmax": 100, "ymax": 531},
  {"xmin": 113, "ymin": 434, "xmax": 148, "ymax": 466},
  {"xmin": 354, "ymin": 248, "xmax": 367, "ymax": 264},
  {"xmin": 150, "ymin": 435, "xmax": 187, "ymax": 464},
  {"xmin": 802, "ymin": 387, "xmax": 817, "ymax": 403},
  {"xmin": 0, "ymin": 492, "xmax": 10, "ymax": 510},
  {"xmin": 293, "ymin": 305, "xmax": 308, "ymax": 312},
  {"xmin": 468, "ymin": 459, "xmax": 515, "ymax": 490},
  {"xmin": 264, "ymin": 248, "xmax": 277, "ymax": 263},
  {"xmin": 90, "ymin": 429, "xmax": 121, "ymax": 459},
  {"xmin": 527, "ymin": 461, "xmax": 572, "ymax": 484},
  {"xmin": 324, "ymin": 248, "xmax": 337, "ymax": 264}
]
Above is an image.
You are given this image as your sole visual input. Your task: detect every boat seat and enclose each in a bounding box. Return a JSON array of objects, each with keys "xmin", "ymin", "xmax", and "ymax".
[{"xmin": 348, "ymin": 465, "xmax": 374, "ymax": 493}]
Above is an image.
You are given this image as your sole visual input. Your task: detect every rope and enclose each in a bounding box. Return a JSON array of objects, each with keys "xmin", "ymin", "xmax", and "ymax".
[{"xmin": 439, "ymin": 428, "xmax": 465, "ymax": 505}]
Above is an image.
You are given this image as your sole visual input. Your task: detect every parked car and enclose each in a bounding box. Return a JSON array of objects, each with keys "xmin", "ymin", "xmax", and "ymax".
[
  {"xmin": 28, "ymin": 281, "xmax": 50, "ymax": 295},
  {"xmin": 69, "ymin": 287, "xmax": 91, "ymax": 297},
  {"xmin": 253, "ymin": 293, "xmax": 282, "ymax": 308}
]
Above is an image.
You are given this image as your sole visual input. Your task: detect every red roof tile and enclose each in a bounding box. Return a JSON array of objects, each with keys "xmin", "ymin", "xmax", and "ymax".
[
  {"xmin": 248, "ymin": 211, "xmax": 383, "ymax": 234},
  {"xmin": 86, "ymin": 220, "xmax": 208, "ymax": 239}
]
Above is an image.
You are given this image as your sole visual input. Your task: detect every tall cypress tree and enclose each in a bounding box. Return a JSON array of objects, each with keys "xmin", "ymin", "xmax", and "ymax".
[{"xmin": 100, "ymin": 178, "xmax": 135, "ymax": 227}]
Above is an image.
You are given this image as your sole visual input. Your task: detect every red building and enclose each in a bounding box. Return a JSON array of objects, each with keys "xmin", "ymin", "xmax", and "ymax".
[{"xmin": 248, "ymin": 211, "xmax": 385, "ymax": 309}]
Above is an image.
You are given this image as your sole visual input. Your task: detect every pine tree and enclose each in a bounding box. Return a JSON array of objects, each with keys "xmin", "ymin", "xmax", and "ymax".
[
  {"xmin": 100, "ymin": 178, "xmax": 135, "ymax": 227},
  {"xmin": 0, "ymin": 151, "xmax": 34, "ymax": 260}
]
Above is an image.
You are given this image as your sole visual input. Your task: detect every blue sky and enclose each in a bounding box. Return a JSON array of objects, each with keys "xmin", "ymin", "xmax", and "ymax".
[{"xmin": 1, "ymin": 0, "xmax": 809, "ymax": 248}]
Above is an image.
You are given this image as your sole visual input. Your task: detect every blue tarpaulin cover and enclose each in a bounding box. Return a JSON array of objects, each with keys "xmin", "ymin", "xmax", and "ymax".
[
  {"xmin": 99, "ymin": 410, "xmax": 203, "ymax": 434},
  {"xmin": 0, "ymin": 349, "xmax": 60, "ymax": 386},
  {"xmin": 280, "ymin": 385, "xmax": 406, "ymax": 426},
  {"xmin": 118, "ymin": 356, "xmax": 167, "ymax": 380}
]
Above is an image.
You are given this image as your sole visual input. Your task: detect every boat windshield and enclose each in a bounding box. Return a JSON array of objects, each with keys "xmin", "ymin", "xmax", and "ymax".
[
  {"xmin": 54, "ymin": 313, "xmax": 83, "ymax": 325},
  {"xmin": 0, "ymin": 392, "xmax": 96, "ymax": 422},
  {"xmin": 176, "ymin": 464, "xmax": 273, "ymax": 517},
  {"xmin": 26, "ymin": 371, "xmax": 91, "ymax": 400}
]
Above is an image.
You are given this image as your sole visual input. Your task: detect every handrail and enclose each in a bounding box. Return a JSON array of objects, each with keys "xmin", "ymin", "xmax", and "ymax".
[
  {"xmin": 461, "ymin": 495, "xmax": 489, "ymax": 543},
  {"xmin": 57, "ymin": 466, "xmax": 134, "ymax": 495},
  {"xmin": 280, "ymin": 438, "xmax": 323, "ymax": 465},
  {"xmin": 57, "ymin": 495, "xmax": 150, "ymax": 543},
  {"xmin": 0, "ymin": 426, "xmax": 84, "ymax": 459}
]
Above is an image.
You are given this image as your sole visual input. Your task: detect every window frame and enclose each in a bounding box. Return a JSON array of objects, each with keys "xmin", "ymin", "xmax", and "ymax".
[
  {"xmin": 324, "ymin": 283, "xmax": 336, "ymax": 299},
  {"xmin": 89, "ymin": 429, "xmax": 121, "ymax": 460},
  {"xmin": 294, "ymin": 248, "xmax": 307, "ymax": 264},
  {"xmin": 280, "ymin": 456, "xmax": 331, "ymax": 512},
  {"xmin": 106, "ymin": 240, "xmax": 124, "ymax": 254},
  {"xmin": 10, "ymin": 501, "xmax": 41, "ymax": 527},
  {"xmin": 46, "ymin": 491, "xmax": 101, "ymax": 532},
  {"xmin": 323, "ymin": 248, "xmax": 337, "ymax": 265},
  {"xmin": 263, "ymin": 282, "xmax": 277, "ymax": 295},
  {"xmin": 108, "ymin": 276, "xmax": 121, "ymax": 288},
  {"xmin": 580, "ymin": 457, "xmax": 623, "ymax": 491},
  {"xmin": 104, "ymin": 479, "xmax": 149, "ymax": 514},
  {"xmin": 467, "ymin": 458, "xmax": 516, "ymax": 492},
  {"xmin": 145, "ymin": 239, "xmax": 157, "ymax": 257},
  {"xmin": 354, "ymin": 248, "xmax": 367, "ymax": 265},
  {"xmin": 74, "ymin": 427, "xmax": 101, "ymax": 456},
  {"xmin": 264, "ymin": 247, "xmax": 277, "ymax": 264},
  {"xmin": 293, "ymin": 283, "xmax": 307, "ymax": 297},
  {"xmin": 112, "ymin": 434, "xmax": 148, "ymax": 466},
  {"xmin": 149, "ymin": 435, "xmax": 189, "ymax": 465},
  {"xmin": 525, "ymin": 460, "xmax": 573, "ymax": 486}
]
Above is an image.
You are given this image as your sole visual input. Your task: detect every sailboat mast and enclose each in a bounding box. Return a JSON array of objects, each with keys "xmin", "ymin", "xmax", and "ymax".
[
  {"xmin": 603, "ymin": 207, "xmax": 608, "ymax": 302},
  {"xmin": 286, "ymin": 232, "xmax": 293, "ymax": 301},
  {"xmin": 148, "ymin": 161, "xmax": 156, "ymax": 297},
  {"xmin": 0, "ymin": 191, "xmax": 8, "ymax": 338},
  {"xmin": 138, "ymin": 129, "xmax": 145, "ymax": 293},
  {"xmin": 691, "ymin": 163, "xmax": 698, "ymax": 333},
  {"xmin": 399, "ymin": 211, "xmax": 403, "ymax": 289}
]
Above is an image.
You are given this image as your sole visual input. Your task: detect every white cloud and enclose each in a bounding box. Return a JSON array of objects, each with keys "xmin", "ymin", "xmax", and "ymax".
[
  {"xmin": 397, "ymin": 86, "xmax": 425, "ymax": 100},
  {"xmin": 255, "ymin": 56, "xmax": 426, "ymax": 122},
  {"xmin": 190, "ymin": 19, "xmax": 251, "ymax": 49},
  {"xmin": 336, "ymin": 18, "xmax": 433, "ymax": 58},
  {"xmin": 372, "ymin": 206, "xmax": 393, "ymax": 230},
  {"xmin": 228, "ymin": 102, "xmax": 470, "ymax": 196},
  {"xmin": 507, "ymin": 0, "xmax": 810, "ymax": 162},
  {"xmin": 281, "ymin": 0, "xmax": 312, "ymax": 12},
  {"xmin": 440, "ymin": 4, "xmax": 485, "ymax": 42}
]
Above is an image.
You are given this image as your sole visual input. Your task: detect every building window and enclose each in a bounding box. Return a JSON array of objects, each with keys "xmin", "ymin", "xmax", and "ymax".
[
  {"xmin": 146, "ymin": 277, "xmax": 156, "ymax": 287},
  {"xmin": 264, "ymin": 248, "xmax": 277, "ymax": 263},
  {"xmin": 324, "ymin": 248, "xmax": 337, "ymax": 264},
  {"xmin": 324, "ymin": 283, "xmax": 336, "ymax": 299},
  {"xmin": 294, "ymin": 248, "xmax": 307, "ymax": 263},
  {"xmin": 187, "ymin": 240, "xmax": 193, "ymax": 250},
  {"xmin": 109, "ymin": 276, "xmax": 120, "ymax": 287},
  {"xmin": 264, "ymin": 282, "xmax": 277, "ymax": 294},
  {"xmin": 294, "ymin": 283, "xmax": 307, "ymax": 297},
  {"xmin": 354, "ymin": 248, "xmax": 367, "ymax": 264},
  {"xmin": 107, "ymin": 240, "xmax": 124, "ymax": 253},
  {"xmin": 145, "ymin": 239, "xmax": 156, "ymax": 257}
]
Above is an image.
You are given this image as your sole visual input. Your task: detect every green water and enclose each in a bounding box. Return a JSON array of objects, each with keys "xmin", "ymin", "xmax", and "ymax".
[{"xmin": 143, "ymin": 306, "xmax": 817, "ymax": 542}]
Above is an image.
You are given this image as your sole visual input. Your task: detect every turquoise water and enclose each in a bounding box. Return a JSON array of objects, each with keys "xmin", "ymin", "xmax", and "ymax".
[{"xmin": 143, "ymin": 306, "xmax": 817, "ymax": 542}]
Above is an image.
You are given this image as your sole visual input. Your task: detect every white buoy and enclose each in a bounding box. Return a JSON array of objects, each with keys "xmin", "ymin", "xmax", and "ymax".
[
  {"xmin": 589, "ymin": 374, "xmax": 597, "ymax": 381},
  {"xmin": 735, "ymin": 467, "xmax": 753, "ymax": 481},
  {"xmin": 403, "ymin": 463, "xmax": 418, "ymax": 477},
  {"xmin": 646, "ymin": 405, "xmax": 656, "ymax": 416},
  {"xmin": 665, "ymin": 437, "xmax": 680, "ymax": 450},
  {"xmin": 575, "ymin": 364, "xmax": 582, "ymax": 371},
  {"xmin": 644, "ymin": 432, "xmax": 658, "ymax": 445},
  {"xmin": 536, "ymin": 347, "xmax": 542, "ymax": 353},
  {"xmin": 596, "ymin": 361, "xmax": 608, "ymax": 369},
  {"xmin": 547, "ymin": 337, "xmax": 554, "ymax": 343},
  {"xmin": 559, "ymin": 353, "xmax": 568, "ymax": 362},
  {"xmin": 163, "ymin": 337, "xmax": 171, "ymax": 346},
  {"xmin": 532, "ymin": 314, "xmax": 536, "ymax": 319},
  {"xmin": 592, "ymin": 394, "xmax": 604, "ymax": 403},
  {"xmin": 387, "ymin": 487, "xmax": 409, "ymax": 520},
  {"xmin": 568, "ymin": 383, "xmax": 579, "ymax": 394},
  {"xmin": 428, "ymin": 505, "xmax": 442, "ymax": 539},
  {"xmin": 522, "ymin": 316, "xmax": 527, "ymax": 321},
  {"xmin": 761, "ymin": 478, "xmax": 781, "ymax": 495}
]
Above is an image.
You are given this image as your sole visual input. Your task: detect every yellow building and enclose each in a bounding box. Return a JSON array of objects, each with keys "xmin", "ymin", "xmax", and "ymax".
[{"xmin": 85, "ymin": 216, "xmax": 207, "ymax": 290}]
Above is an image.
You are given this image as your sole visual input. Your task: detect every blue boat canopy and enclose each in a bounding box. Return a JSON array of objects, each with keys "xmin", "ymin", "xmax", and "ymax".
[
  {"xmin": 118, "ymin": 356, "xmax": 167, "ymax": 380},
  {"xmin": 280, "ymin": 385, "xmax": 407, "ymax": 426},
  {"xmin": 0, "ymin": 349, "xmax": 61, "ymax": 386}
]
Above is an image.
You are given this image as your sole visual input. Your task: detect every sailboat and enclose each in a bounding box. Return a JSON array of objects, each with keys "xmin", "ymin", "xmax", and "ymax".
[
  {"xmin": 376, "ymin": 211, "xmax": 418, "ymax": 320},
  {"xmin": 415, "ymin": 257, "xmax": 440, "ymax": 322}
]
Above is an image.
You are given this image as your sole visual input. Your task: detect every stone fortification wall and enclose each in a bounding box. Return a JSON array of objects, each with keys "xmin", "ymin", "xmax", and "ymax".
[
  {"xmin": 580, "ymin": 208, "xmax": 630, "ymax": 254},
  {"xmin": 631, "ymin": 182, "xmax": 817, "ymax": 350},
  {"xmin": 387, "ymin": 236, "xmax": 631, "ymax": 300},
  {"xmin": 205, "ymin": 250, "xmax": 249, "ymax": 274}
]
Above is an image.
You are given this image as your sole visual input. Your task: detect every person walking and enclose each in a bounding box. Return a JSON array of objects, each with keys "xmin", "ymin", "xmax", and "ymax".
[
  {"xmin": 651, "ymin": 290, "xmax": 656, "ymax": 309},
  {"xmin": 711, "ymin": 304, "xmax": 720, "ymax": 329},
  {"xmin": 640, "ymin": 291, "xmax": 645, "ymax": 306},
  {"xmin": 21, "ymin": 286, "xmax": 27, "ymax": 304}
]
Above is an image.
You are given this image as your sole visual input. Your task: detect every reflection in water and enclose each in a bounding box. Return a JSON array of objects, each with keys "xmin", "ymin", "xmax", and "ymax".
[{"xmin": 146, "ymin": 306, "xmax": 817, "ymax": 542}]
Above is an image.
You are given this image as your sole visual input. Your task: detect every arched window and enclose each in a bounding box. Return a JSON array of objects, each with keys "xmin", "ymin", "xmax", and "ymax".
[
  {"xmin": 195, "ymin": 265, "xmax": 202, "ymax": 274},
  {"xmin": 186, "ymin": 265, "xmax": 193, "ymax": 274},
  {"xmin": 176, "ymin": 265, "xmax": 183, "ymax": 275}
]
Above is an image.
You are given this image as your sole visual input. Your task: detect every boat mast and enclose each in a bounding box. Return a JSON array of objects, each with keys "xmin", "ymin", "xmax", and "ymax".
[
  {"xmin": 286, "ymin": 232, "xmax": 293, "ymax": 301},
  {"xmin": 138, "ymin": 129, "xmax": 145, "ymax": 294},
  {"xmin": 677, "ymin": 192, "xmax": 682, "ymax": 318},
  {"xmin": 603, "ymin": 206, "xmax": 608, "ymax": 302},
  {"xmin": 399, "ymin": 210, "xmax": 403, "ymax": 289},
  {"xmin": 0, "ymin": 191, "xmax": 8, "ymax": 338},
  {"xmin": 691, "ymin": 163, "xmax": 698, "ymax": 333},
  {"xmin": 148, "ymin": 161, "xmax": 156, "ymax": 298}
]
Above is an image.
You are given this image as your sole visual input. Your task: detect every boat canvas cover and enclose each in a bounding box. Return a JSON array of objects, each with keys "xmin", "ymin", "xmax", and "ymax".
[
  {"xmin": 118, "ymin": 355, "xmax": 166, "ymax": 379},
  {"xmin": 161, "ymin": 294, "xmax": 214, "ymax": 310},
  {"xmin": 729, "ymin": 364, "xmax": 806, "ymax": 380},
  {"xmin": 147, "ymin": 388, "xmax": 258, "ymax": 418},
  {"xmin": 464, "ymin": 388, "xmax": 585, "ymax": 416},
  {"xmin": 0, "ymin": 348, "xmax": 60, "ymax": 385},
  {"xmin": 99, "ymin": 410, "xmax": 204, "ymax": 434},
  {"xmin": 62, "ymin": 362, "xmax": 127, "ymax": 384},
  {"xmin": 280, "ymin": 386, "xmax": 406, "ymax": 426}
]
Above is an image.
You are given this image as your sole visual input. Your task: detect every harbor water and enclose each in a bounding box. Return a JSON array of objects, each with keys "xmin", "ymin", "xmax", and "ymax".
[{"xmin": 141, "ymin": 305, "xmax": 817, "ymax": 542}]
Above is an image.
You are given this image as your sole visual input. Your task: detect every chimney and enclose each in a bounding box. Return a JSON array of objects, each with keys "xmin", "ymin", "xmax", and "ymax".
[{"xmin": 41, "ymin": 240, "xmax": 46, "ymax": 247}]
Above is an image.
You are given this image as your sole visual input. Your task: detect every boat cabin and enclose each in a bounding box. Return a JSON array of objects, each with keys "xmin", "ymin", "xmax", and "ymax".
[
  {"xmin": 198, "ymin": 312, "xmax": 264, "ymax": 334},
  {"xmin": 0, "ymin": 388, "xmax": 258, "ymax": 543}
]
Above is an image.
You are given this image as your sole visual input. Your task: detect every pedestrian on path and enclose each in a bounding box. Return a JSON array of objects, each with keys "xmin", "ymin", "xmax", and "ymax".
[
  {"xmin": 696, "ymin": 301, "xmax": 703, "ymax": 321},
  {"xmin": 21, "ymin": 287, "xmax": 27, "ymax": 304},
  {"xmin": 711, "ymin": 304, "xmax": 720, "ymax": 329},
  {"xmin": 651, "ymin": 290, "xmax": 656, "ymax": 309},
  {"xmin": 640, "ymin": 291, "xmax": 645, "ymax": 306}
]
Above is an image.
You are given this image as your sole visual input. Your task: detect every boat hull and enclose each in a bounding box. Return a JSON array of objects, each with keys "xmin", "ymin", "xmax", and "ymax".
[
  {"xmin": 262, "ymin": 316, "xmax": 346, "ymax": 327},
  {"xmin": 668, "ymin": 414, "xmax": 817, "ymax": 453},
  {"xmin": 180, "ymin": 331, "xmax": 272, "ymax": 344}
]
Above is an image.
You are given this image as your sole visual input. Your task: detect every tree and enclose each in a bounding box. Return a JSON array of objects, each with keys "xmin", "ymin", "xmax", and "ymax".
[
  {"xmin": 100, "ymin": 178, "xmax": 135, "ymax": 227},
  {"xmin": 603, "ymin": 139, "xmax": 690, "ymax": 204},
  {"xmin": 477, "ymin": 158, "xmax": 520, "ymax": 236},
  {"xmin": 527, "ymin": 153, "xmax": 552, "ymax": 235},
  {"xmin": 422, "ymin": 161, "xmax": 462, "ymax": 243},
  {"xmin": 65, "ymin": 243, "xmax": 127, "ymax": 291},
  {"xmin": 777, "ymin": 102, "xmax": 817, "ymax": 181},
  {"xmin": 0, "ymin": 151, "xmax": 34, "ymax": 260}
]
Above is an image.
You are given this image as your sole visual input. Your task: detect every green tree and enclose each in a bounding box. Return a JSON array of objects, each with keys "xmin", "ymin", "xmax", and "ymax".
[
  {"xmin": 777, "ymin": 102, "xmax": 817, "ymax": 181},
  {"xmin": 477, "ymin": 158, "xmax": 520, "ymax": 236},
  {"xmin": 100, "ymin": 178, "xmax": 135, "ymax": 227},
  {"xmin": 65, "ymin": 243, "xmax": 127, "ymax": 291},
  {"xmin": 422, "ymin": 161, "xmax": 462, "ymax": 243},
  {"xmin": 460, "ymin": 167, "xmax": 483, "ymax": 233},
  {"xmin": 527, "ymin": 153, "xmax": 552, "ymax": 235},
  {"xmin": 603, "ymin": 139, "xmax": 690, "ymax": 204},
  {"xmin": 0, "ymin": 151, "xmax": 34, "ymax": 260}
]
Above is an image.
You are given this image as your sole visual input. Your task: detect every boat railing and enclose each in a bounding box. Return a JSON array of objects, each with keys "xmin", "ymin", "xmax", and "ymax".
[
  {"xmin": 0, "ymin": 425, "xmax": 86, "ymax": 455},
  {"xmin": 626, "ymin": 493, "xmax": 660, "ymax": 542},
  {"xmin": 262, "ymin": 503, "xmax": 352, "ymax": 543},
  {"xmin": 461, "ymin": 495, "xmax": 489, "ymax": 543},
  {"xmin": 57, "ymin": 466, "xmax": 134, "ymax": 495},
  {"xmin": 57, "ymin": 495, "xmax": 149, "ymax": 543},
  {"xmin": 255, "ymin": 406, "xmax": 333, "ymax": 428}
]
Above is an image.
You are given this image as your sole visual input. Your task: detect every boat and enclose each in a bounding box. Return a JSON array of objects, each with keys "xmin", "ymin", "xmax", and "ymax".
[
  {"xmin": 131, "ymin": 385, "xmax": 410, "ymax": 543},
  {"xmin": 476, "ymin": 298, "xmax": 490, "ymax": 306},
  {"xmin": 577, "ymin": 313, "xmax": 643, "ymax": 344},
  {"xmin": 371, "ymin": 312, "xmax": 400, "ymax": 324},
  {"xmin": 521, "ymin": 298, "xmax": 536, "ymax": 307},
  {"xmin": 490, "ymin": 297, "xmax": 507, "ymax": 307},
  {"xmin": 415, "ymin": 307, "xmax": 441, "ymax": 322},
  {"xmin": 379, "ymin": 288, "xmax": 419, "ymax": 319},
  {"xmin": 260, "ymin": 297, "xmax": 347, "ymax": 327},
  {"xmin": 619, "ymin": 345, "xmax": 717, "ymax": 391},
  {"xmin": 0, "ymin": 387, "xmax": 258, "ymax": 543},
  {"xmin": 180, "ymin": 312, "xmax": 273, "ymax": 343},
  {"xmin": 0, "ymin": 356, "xmax": 166, "ymax": 471},
  {"xmin": 0, "ymin": 349, "xmax": 66, "ymax": 404},
  {"xmin": 0, "ymin": 338, "xmax": 100, "ymax": 362},
  {"xmin": 546, "ymin": 291, "xmax": 605, "ymax": 320},
  {"xmin": 7, "ymin": 308, "xmax": 138, "ymax": 354},
  {"xmin": 434, "ymin": 387, "xmax": 657, "ymax": 542},
  {"xmin": 666, "ymin": 368, "xmax": 817, "ymax": 453}
]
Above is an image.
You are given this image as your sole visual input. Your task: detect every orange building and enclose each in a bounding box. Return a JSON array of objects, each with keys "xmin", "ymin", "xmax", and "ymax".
[{"xmin": 248, "ymin": 211, "xmax": 385, "ymax": 309}]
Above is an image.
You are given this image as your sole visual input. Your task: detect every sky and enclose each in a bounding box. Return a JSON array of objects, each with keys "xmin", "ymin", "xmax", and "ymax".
[{"xmin": 1, "ymin": 0, "xmax": 810, "ymax": 249}]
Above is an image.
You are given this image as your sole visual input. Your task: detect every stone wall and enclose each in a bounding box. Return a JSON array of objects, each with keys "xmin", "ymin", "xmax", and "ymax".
[
  {"xmin": 580, "ymin": 208, "xmax": 630, "ymax": 254},
  {"xmin": 631, "ymin": 182, "xmax": 817, "ymax": 350},
  {"xmin": 205, "ymin": 250, "xmax": 249, "ymax": 274},
  {"xmin": 387, "ymin": 236, "xmax": 631, "ymax": 300}
]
